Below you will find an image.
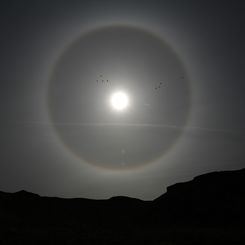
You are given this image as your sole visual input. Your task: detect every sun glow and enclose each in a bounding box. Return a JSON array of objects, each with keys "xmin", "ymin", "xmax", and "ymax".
[{"xmin": 110, "ymin": 91, "xmax": 129, "ymax": 111}]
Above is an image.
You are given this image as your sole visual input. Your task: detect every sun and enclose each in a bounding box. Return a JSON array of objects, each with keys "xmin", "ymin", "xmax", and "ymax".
[{"xmin": 110, "ymin": 91, "xmax": 129, "ymax": 111}]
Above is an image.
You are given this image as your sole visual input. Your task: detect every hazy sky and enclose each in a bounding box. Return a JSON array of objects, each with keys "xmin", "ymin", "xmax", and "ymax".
[{"xmin": 0, "ymin": 0, "xmax": 245, "ymax": 200}]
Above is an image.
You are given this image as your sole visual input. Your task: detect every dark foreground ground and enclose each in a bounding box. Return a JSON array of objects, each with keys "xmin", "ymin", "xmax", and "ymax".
[{"xmin": 0, "ymin": 168, "xmax": 245, "ymax": 244}]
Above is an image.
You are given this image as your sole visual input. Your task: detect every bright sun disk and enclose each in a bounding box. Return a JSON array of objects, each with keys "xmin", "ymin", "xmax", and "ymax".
[{"xmin": 110, "ymin": 91, "xmax": 129, "ymax": 111}]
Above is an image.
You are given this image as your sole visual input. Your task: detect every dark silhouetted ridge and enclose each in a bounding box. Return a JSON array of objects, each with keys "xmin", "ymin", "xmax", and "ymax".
[
  {"xmin": 153, "ymin": 168, "xmax": 245, "ymax": 226},
  {"xmin": 0, "ymin": 168, "xmax": 245, "ymax": 244}
]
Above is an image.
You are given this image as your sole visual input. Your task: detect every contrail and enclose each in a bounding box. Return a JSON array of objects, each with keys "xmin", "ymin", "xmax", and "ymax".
[{"xmin": 16, "ymin": 121, "xmax": 245, "ymax": 135}]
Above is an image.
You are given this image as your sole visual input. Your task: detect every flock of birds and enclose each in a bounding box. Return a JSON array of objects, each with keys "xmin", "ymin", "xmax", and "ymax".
[
  {"xmin": 154, "ymin": 81, "xmax": 166, "ymax": 90},
  {"xmin": 96, "ymin": 75, "xmax": 109, "ymax": 83},
  {"xmin": 154, "ymin": 76, "xmax": 184, "ymax": 90},
  {"xmin": 95, "ymin": 75, "xmax": 185, "ymax": 91}
]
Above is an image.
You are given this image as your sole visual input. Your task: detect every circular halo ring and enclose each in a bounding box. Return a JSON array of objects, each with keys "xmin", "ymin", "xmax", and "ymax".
[{"xmin": 46, "ymin": 24, "xmax": 192, "ymax": 172}]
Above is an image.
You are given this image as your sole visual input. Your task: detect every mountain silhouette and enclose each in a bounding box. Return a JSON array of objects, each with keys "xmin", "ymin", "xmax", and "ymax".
[
  {"xmin": 0, "ymin": 168, "xmax": 245, "ymax": 244},
  {"xmin": 154, "ymin": 168, "xmax": 245, "ymax": 225}
]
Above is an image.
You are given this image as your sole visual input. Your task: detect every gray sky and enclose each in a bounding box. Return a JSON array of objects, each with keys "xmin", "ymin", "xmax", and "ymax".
[{"xmin": 0, "ymin": 0, "xmax": 244, "ymax": 200}]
